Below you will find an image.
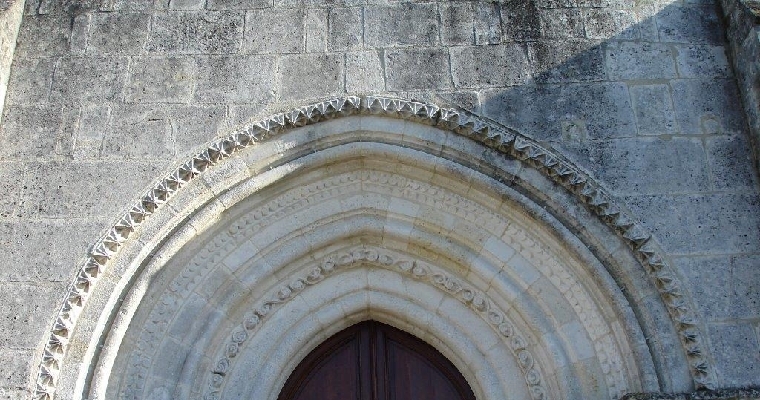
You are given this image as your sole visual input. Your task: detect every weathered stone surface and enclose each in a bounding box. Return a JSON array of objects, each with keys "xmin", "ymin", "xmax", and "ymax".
[
  {"xmin": 126, "ymin": 56, "xmax": 196, "ymax": 103},
  {"xmin": 244, "ymin": 8, "xmax": 304, "ymax": 54},
  {"xmin": 0, "ymin": 348, "xmax": 33, "ymax": 389},
  {"xmin": 706, "ymin": 134, "xmax": 759, "ymax": 190},
  {"xmin": 629, "ymin": 84, "xmax": 679, "ymax": 135},
  {"xmin": 17, "ymin": 161, "xmax": 164, "ymax": 218},
  {"xmin": 148, "ymin": 11, "xmax": 244, "ymax": 54},
  {"xmin": 102, "ymin": 105, "xmax": 173, "ymax": 159},
  {"xmin": 0, "ymin": 104, "xmax": 76, "ymax": 159},
  {"xmin": 675, "ymin": 44, "xmax": 732, "ymax": 78},
  {"xmin": 279, "ymin": 53, "xmax": 343, "ymax": 100},
  {"xmin": 327, "ymin": 7, "xmax": 362, "ymax": 51},
  {"xmin": 559, "ymin": 137, "xmax": 710, "ymax": 195},
  {"xmin": 708, "ymin": 323, "xmax": 760, "ymax": 386},
  {"xmin": 207, "ymin": 0, "xmax": 273, "ymax": 9},
  {"xmin": 528, "ymin": 40, "xmax": 606, "ymax": 83},
  {"xmin": 2, "ymin": 1, "xmax": 760, "ymax": 398},
  {"xmin": 0, "ymin": 219, "xmax": 106, "ymax": 282},
  {"xmin": 540, "ymin": 8, "xmax": 585, "ymax": 39},
  {"xmin": 440, "ymin": 2, "xmax": 473, "ymax": 45},
  {"xmin": 656, "ymin": 4, "xmax": 725, "ymax": 45},
  {"xmin": 385, "ymin": 48, "xmax": 450, "ymax": 91},
  {"xmin": 474, "ymin": 1, "xmax": 501, "ymax": 45},
  {"xmin": 0, "ymin": 162, "xmax": 24, "ymax": 218},
  {"xmin": 499, "ymin": 0, "xmax": 541, "ymax": 40},
  {"xmin": 584, "ymin": 8, "xmax": 640, "ymax": 40},
  {"xmin": 605, "ymin": 42, "xmax": 677, "ymax": 80},
  {"xmin": 194, "ymin": 55, "xmax": 277, "ymax": 103},
  {"xmin": 49, "ymin": 56, "xmax": 129, "ymax": 104},
  {"xmin": 0, "ymin": 282, "xmax": 65, "ymax": 348},
  {"xmin": 482, "ymin": 82, "xmax": 636, "ymax": 140},
  {"xmin": 13, "ymin": 15, "xmax": 72, "ymax": 58},
  {"xmin": 626, "ymin": 193, "xmax": 760, "ymax": 255},
  {"xmin": 346, "ymin": 51, "xmax": 384, "ymax": 94},
  {"xmin": 86, "ymin": 12, "xmax": 150, "ymax": 54},
  {"xmin": 0, "ymin": 0, "xmax": 23, "ymax": 127},
  {"xmin": 305, "ymin": 8, "xmax": 327, "ymax": 52},
  {"xmin": 4, "ymin": 57, "xmax": 55, "ymax": 105},
  {"xmin": 671, "ymin": 79, "xmax": 746, "ymax": 135},
  {"xmin": 450, "ymin": 45, "xmax": 530, "ymax": 88},
  {"xmin": 365, "ymin": 4, "xmax": 439, "ymax": 47},
  {"xmin": 675, "ymin": 255, "xmax": 760, "ymax": 321}
]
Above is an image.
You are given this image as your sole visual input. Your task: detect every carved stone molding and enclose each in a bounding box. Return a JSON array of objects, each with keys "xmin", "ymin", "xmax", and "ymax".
[
  {"xmin": 204, "ymin": 245, "xmax": 549, "ymax": 400},
  {"xmin": 35, "ymin": 96, "xmax": 713, "ymax": 399}
]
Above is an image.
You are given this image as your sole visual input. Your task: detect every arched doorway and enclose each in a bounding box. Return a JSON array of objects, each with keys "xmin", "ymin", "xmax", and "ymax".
[
  {"xmin": 37, "ymin": 97, "xmax": 709, "ymax": 399},
  {"xmin": 278, "ymin": 321, "xmax": 476, "ymax": 400}
]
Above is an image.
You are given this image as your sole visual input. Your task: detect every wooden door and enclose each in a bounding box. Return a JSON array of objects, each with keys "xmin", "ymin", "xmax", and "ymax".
[{"xmin": 278, "ymin": 321, "xmax": 476, "ymax": 400}]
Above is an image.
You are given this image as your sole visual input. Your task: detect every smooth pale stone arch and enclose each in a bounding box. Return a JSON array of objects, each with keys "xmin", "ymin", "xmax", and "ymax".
[{"xmin": 40, "ymin": 97, "xmax": 709, "ymax": 400}]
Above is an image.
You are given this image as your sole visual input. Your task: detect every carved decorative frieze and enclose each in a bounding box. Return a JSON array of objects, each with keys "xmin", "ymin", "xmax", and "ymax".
[
  {"xmin": 36, "ymin": 96, "xmax": 712, "ymax": 399},
  {"xmin": 203, "ymin": 246, "xmax": 549, "ymax": 400}
]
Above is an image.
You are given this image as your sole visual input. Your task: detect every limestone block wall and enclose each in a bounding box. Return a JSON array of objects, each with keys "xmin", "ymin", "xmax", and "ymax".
[
  {"xmin": 0, "ymin": 0, "xmax": 758, "ymax": 398},
  {"xmin": 720, "ymin": 0, "xmax": 760, "ymax": 173}
]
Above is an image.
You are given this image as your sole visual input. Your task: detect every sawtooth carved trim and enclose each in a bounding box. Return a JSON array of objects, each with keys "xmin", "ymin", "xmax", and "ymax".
[
  {"xmin": 204, "ymin": 246, "xmax": 549, "ymax": 400},
  {"xmin": 35, "ymin": 96, "xmax": 713, "ymax": 399}
]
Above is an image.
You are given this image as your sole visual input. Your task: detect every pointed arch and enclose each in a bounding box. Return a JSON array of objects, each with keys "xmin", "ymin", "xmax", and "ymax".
[{"xmin": 36, "ymin": 96, "xmax": 712, "ymax": 399}]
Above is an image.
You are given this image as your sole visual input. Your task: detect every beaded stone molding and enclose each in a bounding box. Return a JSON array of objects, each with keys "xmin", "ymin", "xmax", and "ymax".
[
  {"xmin": 35, "ymin": 96, "xmax": 713, "ymax": 399},
  {"xmin": 204, "ymin": 245, "xmax": 550, "ymax": 400}
]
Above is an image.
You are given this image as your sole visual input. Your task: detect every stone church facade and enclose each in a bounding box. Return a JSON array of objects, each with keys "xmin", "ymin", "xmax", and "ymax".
[{"xmin": 0, "ymin": 0, "xmax": 759, "ymax": 399}]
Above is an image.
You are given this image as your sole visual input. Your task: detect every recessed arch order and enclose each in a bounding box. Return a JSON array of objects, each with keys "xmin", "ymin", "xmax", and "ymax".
[{"xmin": 36, "ymin": 96, "xmax": 713, "ymax": 400}]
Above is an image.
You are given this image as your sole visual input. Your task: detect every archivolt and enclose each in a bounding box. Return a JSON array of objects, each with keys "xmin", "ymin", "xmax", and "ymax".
[{"xmin": 36, "ymin": 96, "xmax": 712, "ymax": 400}]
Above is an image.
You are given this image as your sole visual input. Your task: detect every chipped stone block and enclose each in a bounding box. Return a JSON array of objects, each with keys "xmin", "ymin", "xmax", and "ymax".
[{"xmin": 102, "ymin": 104, "xmax": 173, "ymax": 159}]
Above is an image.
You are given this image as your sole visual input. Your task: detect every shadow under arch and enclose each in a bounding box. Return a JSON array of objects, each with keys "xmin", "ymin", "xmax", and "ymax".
[{"xmin": 35, "ymin": 96, "xmax": 711, "ymax": 400}]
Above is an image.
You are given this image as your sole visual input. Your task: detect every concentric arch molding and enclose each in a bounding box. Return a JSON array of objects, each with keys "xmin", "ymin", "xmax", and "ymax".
[
  {"xmin": 35, "ymin": 95, "xmax": 713, "ymax": 399},
  {"xmin": 205, "ymin": 245, "xmax": 549, "ymax": 400}
]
